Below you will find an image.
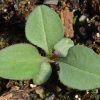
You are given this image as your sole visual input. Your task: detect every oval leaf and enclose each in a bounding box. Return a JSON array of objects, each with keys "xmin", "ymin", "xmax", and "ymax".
[
  {"xmin": 33, "ymin": 62, "xmax": 52, "ymax": 85},
  {"xmin": 25, "ymin": 5, "xmax": 64, "ymax": 55},
  {"xmin": 0, "ymin": 44, "xmax": 46, "ymax": 80},
  {"xmin": 54, "ymin": 38, "xmax": 74, "ymax": 57},
  {"xmin": 58, "ymin": 45, "xmax": 100, "ymax": 90}
]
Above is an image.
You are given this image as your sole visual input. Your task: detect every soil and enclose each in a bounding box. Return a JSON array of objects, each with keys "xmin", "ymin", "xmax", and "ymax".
[{"xmin": 0, "ymin": 0, "xmax": 100, "ymax": 100}]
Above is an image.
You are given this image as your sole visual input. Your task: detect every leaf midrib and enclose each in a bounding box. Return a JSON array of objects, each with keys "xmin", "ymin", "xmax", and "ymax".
[
  {"xmin": 0, "ymin": 58, "xmax": 41, "ymax": 63},
  {"xmin": 39, "ymin": 6, "xmax": 49, "ymax": 53},
  {"xmin": 59, "ymin": 61, "xmax": 100, "ymax": 78}
]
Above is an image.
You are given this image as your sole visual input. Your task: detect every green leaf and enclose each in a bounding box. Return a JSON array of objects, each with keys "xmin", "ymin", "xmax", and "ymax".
[
  {"xmin": 58, "ymin": 45, "xmax": 100, "ymax": 90},
  {"xmin": 54, "ymin": 38, "xmax": 74, "ymax": 57},
  {"xmin": 25, "ymin": 5, "xmax": 64, "ymax": 55},
  {"xmin": 0, "ymin": 44, "xmax": 46, "ymax": 80},
  {"xmin": 33, "ymin": 62, "xmax": 52, "ymax": 85}
]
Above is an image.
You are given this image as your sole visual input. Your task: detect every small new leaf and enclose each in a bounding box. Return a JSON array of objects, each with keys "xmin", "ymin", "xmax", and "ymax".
[{"xmin": 54, "ymin": 38, "xmax": 74, "ymax": 57}]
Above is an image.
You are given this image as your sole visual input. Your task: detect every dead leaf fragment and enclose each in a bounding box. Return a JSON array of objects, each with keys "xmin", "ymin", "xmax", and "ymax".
[
  {"xmin": 60, "ymin": 7, "xmax": 74, "ymax": 38},
  {"xmin": 0, "ymin": 93, "xmax": 13, "ymax": 100},
  {"xmin": 44, "ymin": 0, "xmax": 59, "ymax": 5},
  {"xmin": 92, "ymin": 0, "xmax": 100, "ymax": 13},
  {"xmin": 35, "ymin": 86, "xmax": 44, "ymax": 99}
]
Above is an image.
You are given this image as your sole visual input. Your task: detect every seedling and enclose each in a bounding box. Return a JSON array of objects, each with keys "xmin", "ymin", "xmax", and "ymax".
[{"xmin": 0, "ymin": 5, "xmax": 100, "ymax": 90}]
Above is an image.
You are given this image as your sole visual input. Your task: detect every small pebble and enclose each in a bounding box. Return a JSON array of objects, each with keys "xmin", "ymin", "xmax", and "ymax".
[
  {"xmin": 98, "ymin": 26, "xmax": 100, "ymax": 32},
  {"xmin": 96, "ymin": 33, "xmax": 100, "ymax": 38},
  {"xmin": 96, "ymin": 89, "xmax": 98, "ymax": 93},
  {"xmin": 79, "ymin": 15, "xmax": 87, "ymax": 22},
  {"xmin": 86, "ymin": 18, "xmax": 90, "ymax": 23},
  {"xmin": 78, "ymin": 98, "xmax": 81, "ymax": 100},
  {"xmin": 45, "ymin": 94, "xmax": 55, "ymax": 100},
  {"xmin": 3, "ymin": 9, "xmax": 7, "ymax": 12},
  {"xmin": 75, "ymin": 94, "xmax": 79, "ymax": 98},
  {"xmin": 28, "ymin": 1, "xmax": 30, "ymax": 4},
  {"xmin": 86, "ymin": 90, "xmax": 89, "ymax": 94},
  {"xmin": 14, "ymin": 4, "xmax": 18, "ymax": 11},
  {"xmin": 75, "ymin": 94, "xmax": 81, "ymax": 100},
  {"xmin": 30, "ymin": 84, "xmax": 37, "ymax": 88}
]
